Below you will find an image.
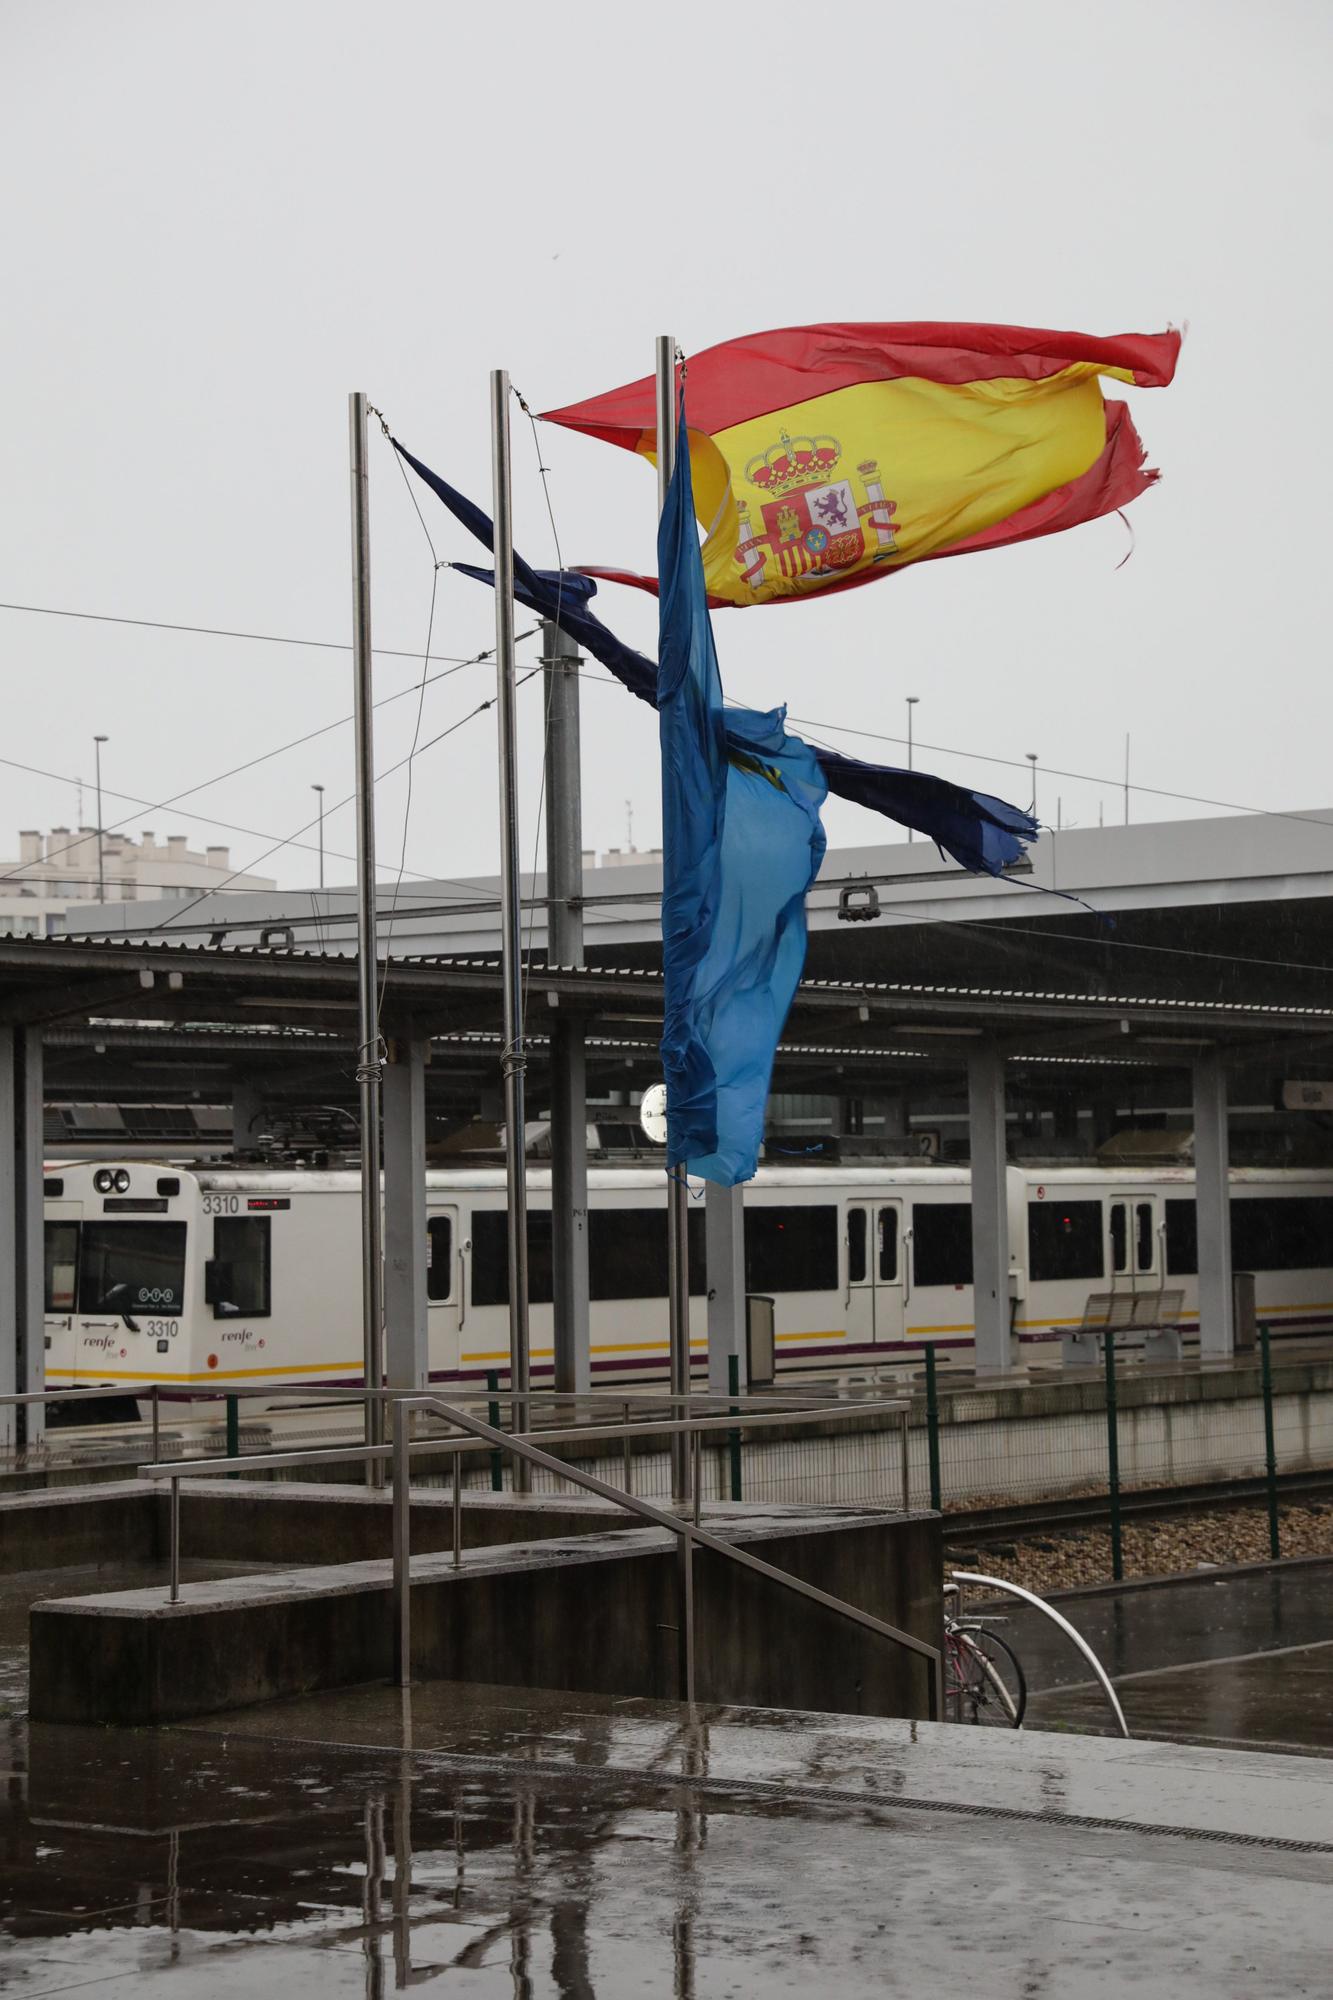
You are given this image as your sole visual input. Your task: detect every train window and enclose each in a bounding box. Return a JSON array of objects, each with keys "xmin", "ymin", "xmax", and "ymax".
[
  {"xmin": 471, "ymin": 1210, "xmax": 555, "ymax": 1308},
  {"xmin": 912, "ymin": 1203, "xmax": 973, "ymax": 1287},
  {"xmin": 1165, "ymin": 1199, "xmax": 1197, "ymax": 1275},
  {"xmin": 1230, "ymin": 1196, "xmax": 1333, "ymax": 1272},
  {"xmin": 78, "ymin": 1221, "xmax": 187, "ymax": 1316},
  {"xmin": 878, "ymin": 1206, "xmax": 899, "ymax": 1283},
  {"xmin": 1028, "ymin": 1201, "xmax": 1103, "ymax": 1283},
  {"xmin": 847, "ymin": 1207, "xmax": 867, "ymax": 1284},
  {"xmin": 745, "ymin": 1205, "xmax": 838, "ymax": 1294},
  {"xmin": 212, "ymin": 1217, "xmax": 271, "ymax": 1316},
  {"xmin": 588, "ymin": 1209, "xmax": 706, "ymax": 1301},
  {"xmin": 426, "ymin": 1215, "xmax": 454, "ymax": 1303},
  {"xmin": 1110, "ymin": 1203, "xmax": 1127, "ymax": 1274},
  {"xmin": 44, "ymin": 1221, "xmax": 78, "ymax": 1311}
]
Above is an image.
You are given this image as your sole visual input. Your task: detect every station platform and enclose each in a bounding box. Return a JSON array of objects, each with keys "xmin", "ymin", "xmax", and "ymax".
[{"xmin": 3, "ymin": 1678, "xmax": 1332, "ymax": 1996}]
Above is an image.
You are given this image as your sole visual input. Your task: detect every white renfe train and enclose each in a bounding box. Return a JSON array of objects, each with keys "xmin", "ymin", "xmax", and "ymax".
[{"xmin": 40, "ymin": 1159, "xmax": 1333, "ymax": 1402}]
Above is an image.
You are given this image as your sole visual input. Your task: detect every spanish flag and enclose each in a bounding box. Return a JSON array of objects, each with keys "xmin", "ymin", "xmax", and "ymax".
[{"xmin": 543, "ymin": 322, "xmax": 1179, "ymax": 609}]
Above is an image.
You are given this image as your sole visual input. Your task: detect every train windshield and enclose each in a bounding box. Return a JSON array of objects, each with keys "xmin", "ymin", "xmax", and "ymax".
[{"xmin": 77, "ymin": 1221, "xmax": 187, "ymax": 1316}]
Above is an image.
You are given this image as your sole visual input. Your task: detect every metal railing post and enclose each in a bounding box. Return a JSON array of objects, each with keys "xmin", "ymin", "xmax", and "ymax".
[
  {"xmin": 692, "ymin": 1428, "xmax": 702, "ymax": 1526},
  {"xmin": 392, "ymin": 1409, "xmax": 411, "ymax": 1686},
  {"xmin": 452, "ymin": 1447, "xmax": 463, "ymax": 1569},
  {"xmin": 151, "ymin": 1384, "xmax": 160, "ymax": 1468},
  {"xmin": 924, "ymin": 1344, "xmax": 942, "ymax": 1513},
  {"xmin": 225, "ymin": 1393, "xmax": 239, "ymax": 1480},
  {"xmin": 1260, "ymin": 1321, "xmax": 1280, "ymax": 1561},
  {"xmin": 1104, "ymin": 1329, "xmax": 1123, "ymax": 1583},
  {"xmin": 622, "ymin": 1401, "xmax": 633, "ymax": 1494},
  {"xmin": 679, "ymin": 1528, "xmax": 696, "ymax": 1707},
  {"xmin": 727, "ymin": 1354, "xmax": 742, "ymax": 1503},
  {"xmin": 899, "ymin": 1407, "xmax": 910, "ymax": 1513},
  {"xmin": 486, "ymin": 1371, "xmax": 503, "ymax": 1492},
  {"xmin": 169, "ymin": 1475, "xmax": 180, "ymax": 1604}
]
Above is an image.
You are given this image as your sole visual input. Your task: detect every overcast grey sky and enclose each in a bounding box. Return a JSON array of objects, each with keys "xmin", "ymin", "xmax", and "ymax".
[{"xmin": 3, "ymin": 0, "xmax": 1330, "ymax": 897}]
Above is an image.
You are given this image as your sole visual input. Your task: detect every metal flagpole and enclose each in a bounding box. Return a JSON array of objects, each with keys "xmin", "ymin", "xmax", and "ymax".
[
  {"xmin": 348, "ymin": 392, "xmax": 386, "ymax": 1486},
  {"xmin": 543, "ymin": 617, "xmax": 591, "ymax": 1397},
  {"xmin": 491, "ymin": 368, "xmax": 532, "ymax": 1486},
  {"xmin": 656, "ymin": 334, "xmax": 692, "ymax": 1506}
]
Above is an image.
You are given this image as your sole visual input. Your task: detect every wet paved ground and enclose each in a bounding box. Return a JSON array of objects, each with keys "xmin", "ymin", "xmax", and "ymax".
[
  {"xmin": 2, "ymin": 1559, "xmax": 1332, "ymax": 1993},
  {"xmin": 4, "ymin": 1681, "xmax": 1333, "ymax": 1997}
]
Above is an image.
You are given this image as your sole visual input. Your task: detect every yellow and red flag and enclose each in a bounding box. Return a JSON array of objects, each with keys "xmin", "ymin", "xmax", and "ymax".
[{"xmin": 543, "ymin": 321, "xmax": 1179, "ymax": 608}]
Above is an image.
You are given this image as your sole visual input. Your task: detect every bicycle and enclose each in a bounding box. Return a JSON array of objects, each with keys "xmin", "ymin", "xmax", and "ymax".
[{"xmin": 943, "ymin": 1588, "xmax": 1027, "ymax": 1726}]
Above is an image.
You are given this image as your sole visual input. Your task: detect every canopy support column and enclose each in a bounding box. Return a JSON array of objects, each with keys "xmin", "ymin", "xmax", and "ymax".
[
  {"xmin": 1194, "ymin": 1048, "xmax": 1234, "ymax": 1360},
  {"xmin": 968, "ymin": 1041, "xmax": 1015, "ymax": 1376},
  {"xmin": 543, "ymin": 618, "xmax": 590, "ymax": 1397},
  {"xmin": 706, "ymin": 1183, "xmax": 746, "ymax": 1396},
  {"xmin": 384, "ymin": 1035, "xmax": 429, "ymax": 1392},
  {"xmin": 0, "ymin": 1027, "xmax": 44, "ymax": 1449}
]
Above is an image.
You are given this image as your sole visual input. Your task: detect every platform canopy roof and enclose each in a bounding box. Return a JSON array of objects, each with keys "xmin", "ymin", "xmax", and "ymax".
[{"xmin": 4, "ymin": 934, "xmax": 1333, "ymax": 1119}]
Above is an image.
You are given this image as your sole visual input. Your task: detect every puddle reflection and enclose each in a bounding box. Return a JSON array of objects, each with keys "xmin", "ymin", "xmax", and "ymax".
[{"xmin": 1, "ymin": 1697, "xmax": 727, "ymax": 1998}]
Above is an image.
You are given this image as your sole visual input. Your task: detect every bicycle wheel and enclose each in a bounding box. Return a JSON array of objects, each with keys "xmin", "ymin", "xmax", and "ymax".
[{"xmin": 952, "ymin": 1625, "xmax": 1026, "ymax": 1727}]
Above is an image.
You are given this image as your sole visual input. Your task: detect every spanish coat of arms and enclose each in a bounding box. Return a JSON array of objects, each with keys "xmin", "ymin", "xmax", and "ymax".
[{"xmin": 734, "ymin": 430, "xmax": 900, "ymax": 594}]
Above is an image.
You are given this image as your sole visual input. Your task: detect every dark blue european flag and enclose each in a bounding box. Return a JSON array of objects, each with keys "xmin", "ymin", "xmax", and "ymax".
[
  {"xmin": 657, "ymin": 415, "xmax": 827, "ymax": 1185},
  {"xmin": 392, "ymin": 437, "xmax": 1038, "ymax": 877}
]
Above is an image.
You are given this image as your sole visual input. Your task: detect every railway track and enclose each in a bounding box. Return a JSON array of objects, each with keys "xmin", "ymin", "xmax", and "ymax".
[{"xmin": 943, "ymin": 1466, "xmax": 1333, "ymax": 1545}]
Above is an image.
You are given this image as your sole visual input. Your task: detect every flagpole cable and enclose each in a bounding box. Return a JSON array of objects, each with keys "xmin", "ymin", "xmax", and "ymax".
[
  {"xmin": 512, "ymin": 386, "xmax": 566, "ymax": 1028},
  {"xmin": 367, "ymin": 403, "xmax": 450, "ymax": 1017}
]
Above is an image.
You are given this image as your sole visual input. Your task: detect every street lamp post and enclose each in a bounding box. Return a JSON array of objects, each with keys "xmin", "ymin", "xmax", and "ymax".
[
  {"xmin": 92, "ymin": 735, "xmax": 108, "ymax": 902},
  {"xmin": 1026, "ymin": 751, "xmax": 1039, "ymax": 818},
  {"xmin": 311, "ymin": 784, "xmax": 325, "ymax": 889},
  {"xmin": 906, "ymin": 697, "xmax": 919, "ymax": 843}
]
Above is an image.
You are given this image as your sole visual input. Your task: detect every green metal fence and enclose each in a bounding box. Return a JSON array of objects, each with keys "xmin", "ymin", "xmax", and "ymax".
[{"xmin": 7, "ymin": 1339, "xmax": 1330, "ymax": 1589}]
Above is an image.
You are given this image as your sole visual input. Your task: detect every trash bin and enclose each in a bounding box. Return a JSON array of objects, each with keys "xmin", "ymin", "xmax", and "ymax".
[
  {"xmin": 746, "ymin": 1294, "xmax": 776, "ymax": 1387},
  {"xmin": 1232, "ymin": 1270, "xmax": 1257, "ymax": 1352}
]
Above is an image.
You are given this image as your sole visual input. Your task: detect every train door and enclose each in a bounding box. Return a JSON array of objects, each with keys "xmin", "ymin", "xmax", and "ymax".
[
  {"xmin": 1108, "ymin": 1193, "xmax": 1162, "ymax": 1294},
  {"xmin": 43, "ymin": 1202, "xmax": 81, "ymax": 1378},
  {"xmin": 844, "ymin": 1198, "xmax": 906, "ymax": 1347},
  {"xmin": 425, "ymin": 1207, "xmax": 462, "ymax": 1376}
]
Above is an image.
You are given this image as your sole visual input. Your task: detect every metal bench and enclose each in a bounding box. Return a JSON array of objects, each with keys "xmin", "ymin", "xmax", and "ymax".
[{"xmin": 1061, "ymin": 1287, "xmax": 1186, "ymax": 1367}]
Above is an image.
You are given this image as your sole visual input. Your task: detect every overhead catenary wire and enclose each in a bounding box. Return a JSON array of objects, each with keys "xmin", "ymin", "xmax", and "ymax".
[
  {"xmin": 10, "ymin": 589, "xmax": 1329, "ymax": 845},
  {"xmin": 0, "ymin": 631, "xmax": 540, "ymax": 898},
  {"xmin": 0, "ymin": 597, "xmax": 496, "ymax": 668},
  {"xmin": 564, "ymin": 659, "xmax": 1333, "ymax": 842},
  {"xmin": 145, "ymin": 665, "xmax": 545, "ymax": 935}
]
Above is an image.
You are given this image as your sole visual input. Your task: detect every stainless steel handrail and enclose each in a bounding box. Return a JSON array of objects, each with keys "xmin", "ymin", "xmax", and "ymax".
[
  {"xmin": 135, "ymin": 1398, "xmax": 911, "ymax": 1480},
  {"xmin": 136, "ymin": 1392, "xmax": 939, "ymax": 1717},
  {"xmin": 390, "ymin": 1394, "xmax": 942, "ymax": 1717},
  {"xmin": 4, "ymin": 1378, "xmax": 907, "ymax": 1481},
  {"xmin": 1, "ymin": 1381, "xmax": 858, "ymax": 1406}
]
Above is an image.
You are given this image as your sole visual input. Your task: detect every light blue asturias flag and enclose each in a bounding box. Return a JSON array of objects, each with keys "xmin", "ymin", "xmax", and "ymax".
[{"xmin": 658, "ymin": 409, "xmax": 828, "ymax": 1186}]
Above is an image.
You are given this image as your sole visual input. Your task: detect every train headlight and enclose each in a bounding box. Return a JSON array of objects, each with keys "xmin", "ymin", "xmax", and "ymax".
[
  {"xmin": 113, "ymin": 1169, "xmax": 131, "ymax": 1193},
  {"xmin": 94, "ymin": 1169, "xmax": 114, "ymax": 1194}
]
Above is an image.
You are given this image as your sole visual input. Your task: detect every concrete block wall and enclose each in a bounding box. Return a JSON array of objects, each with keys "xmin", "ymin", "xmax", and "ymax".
[{"xmin": 28, "ymin": 1507, "xmax": 941, "ymax": 1728}]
